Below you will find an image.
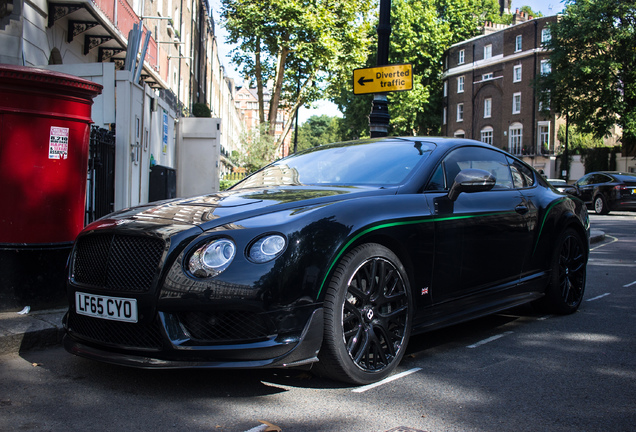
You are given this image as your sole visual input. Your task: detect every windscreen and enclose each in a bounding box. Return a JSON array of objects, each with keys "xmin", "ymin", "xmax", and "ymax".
[{"xmin": 233, "ymin": 140, "xmax": 435, "ymax": 189}]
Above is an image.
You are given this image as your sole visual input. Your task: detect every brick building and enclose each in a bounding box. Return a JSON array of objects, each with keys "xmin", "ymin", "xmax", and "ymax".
[{"xmin": 442, "ymin": 14, "xmax": 561, "ymax": 176}]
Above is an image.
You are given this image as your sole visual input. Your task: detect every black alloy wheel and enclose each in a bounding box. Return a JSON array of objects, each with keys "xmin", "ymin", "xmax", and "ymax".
[
  {"xmin": 317, "ymin": 243, "xmax": 412, "ymax": 385},
  {"xmin": 540, "ymin": 228, "xmax": 587, "ymax": 314}
]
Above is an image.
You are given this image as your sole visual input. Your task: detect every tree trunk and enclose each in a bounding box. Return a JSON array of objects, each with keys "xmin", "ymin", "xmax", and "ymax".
[
  {"xmin": 255, "ymin": 35, "xmax": 265, "ymax": 124},
  {"xmin": 268, "ymin": 43, "xmax": 290, "ymax": 137}
]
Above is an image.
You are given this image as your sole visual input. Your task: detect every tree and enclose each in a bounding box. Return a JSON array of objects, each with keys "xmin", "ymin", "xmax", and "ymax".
[
  {"xmin": 238, "ymin": 123, "xmax": 279, "ymax": 173},
  {"xmin": 333, "ymin": 0, "xmax": 503, "ymax": 137},
  {"xmin": 536, "ymin": 0, "xmax": 636, "ymax": 156},
  {"xmin": 221, "ymin": 0, "xmax": 374, "ymax": 152},
  {"xmin": 293, "ymin": 115, "xmax": 342, "ymax": 152}
]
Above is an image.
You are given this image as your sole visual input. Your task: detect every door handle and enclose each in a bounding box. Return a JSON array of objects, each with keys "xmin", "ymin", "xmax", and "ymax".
[{"xmin": 515, "ymin": 204, "xmax": 529, "ymax": 214}]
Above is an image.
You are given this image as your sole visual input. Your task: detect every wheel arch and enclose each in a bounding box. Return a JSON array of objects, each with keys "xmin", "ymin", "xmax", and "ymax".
[{"xmin": 316, "ymin": 230, "xmax": 419, "ymax": 303}]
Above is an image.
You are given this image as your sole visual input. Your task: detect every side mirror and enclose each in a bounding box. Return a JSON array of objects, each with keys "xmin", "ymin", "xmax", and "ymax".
[{"xmin": 448, "ymin": 169, "xmax": 496, "ymax": 201}]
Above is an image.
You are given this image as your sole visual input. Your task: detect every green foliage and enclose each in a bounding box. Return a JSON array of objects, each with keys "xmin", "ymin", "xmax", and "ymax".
[
  {"xmin": 519, "ymin": 5, "xmax": 542, "ymax": 17},
  {"xmin": 536, "ymin": 0, "xmax": 636, "ymax": 154},
  {"xmin": 221, "ymin": 0, "xmax": 375, "ymax": 147},
  {"xmin": 293, "ymin": 115, "xmax": 342, "ymax": 152},
  {"xmin": 192, "ymin": 103, "xmax": 211, "ymax": 118},
  {"xmin": 334, "ymin": 0, "xmax": 502, "ymax": 137},
  {"xmin": 556, "ymin": 123, "xmax": 604, "ymax": 155},
  {"xmin": 238, "ymin": 123, "xmax": 279, "ymax": 173},
  {"xmin": 219, "ymin": 179, "xmax": 241, "ymax": 191}
]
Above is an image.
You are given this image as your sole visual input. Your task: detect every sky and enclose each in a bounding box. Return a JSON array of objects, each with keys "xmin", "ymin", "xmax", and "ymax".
[{"xmin": 208, "ymin": 0, "xmax": 567, "ymax": 123}]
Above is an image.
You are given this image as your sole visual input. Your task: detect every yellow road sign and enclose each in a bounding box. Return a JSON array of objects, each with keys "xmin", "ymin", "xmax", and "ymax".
[{"xmin": 353, "ymin": 64, "xmax": 413, "ymax": 95}]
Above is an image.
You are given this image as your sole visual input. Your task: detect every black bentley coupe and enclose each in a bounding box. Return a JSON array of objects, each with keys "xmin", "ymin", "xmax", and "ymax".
[{"xmin": 64, "ymin": 138, "xmax": 590, "ymax": 385}]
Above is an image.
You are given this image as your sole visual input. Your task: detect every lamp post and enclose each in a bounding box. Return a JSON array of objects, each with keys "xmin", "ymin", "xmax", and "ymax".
[{"xmin": 369, "ymin": 0, "xmax": 391, "ymax": 137}]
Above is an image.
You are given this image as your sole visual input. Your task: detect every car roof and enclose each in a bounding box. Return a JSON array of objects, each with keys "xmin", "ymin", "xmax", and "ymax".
[{"xmin": 584, "ymin": 171, "xmax": 636, "ymax": 181}]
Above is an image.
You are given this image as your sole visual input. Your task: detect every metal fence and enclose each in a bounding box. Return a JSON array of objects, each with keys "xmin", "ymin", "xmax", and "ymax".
[{"xmin": 86, "ymin": 126, "xmax": 116, "ymax": 225}]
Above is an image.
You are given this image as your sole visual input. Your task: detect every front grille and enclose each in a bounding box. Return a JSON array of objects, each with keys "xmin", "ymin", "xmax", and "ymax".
[
  {"xmin": 67, "ymin": 311, "xmax": 164, "ymax": 350},
  {"xmin": 72, "ymin": 234, "xmax": 165, "ymax": 292},
  {"xmin": 177, "ymin": 311, "xmax": 273, "ymax": 343}
]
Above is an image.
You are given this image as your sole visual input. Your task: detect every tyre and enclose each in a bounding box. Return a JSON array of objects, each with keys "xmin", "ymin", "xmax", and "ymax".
[
  {"xmin": 316, "ymin": 243, "xmax": 412, "ymax": 385},
  {"xmin": 594, "ymin": 195, "xmax": 609, "ymax": 215},
  {"xmin": 539, "ymin": 228, "xmax": 587, "ymax": 314}
]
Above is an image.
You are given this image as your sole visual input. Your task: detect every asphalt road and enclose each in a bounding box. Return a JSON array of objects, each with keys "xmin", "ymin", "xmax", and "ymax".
[{"xmin": 1, "ymin": 212, "xmax": 635, "ymax": 432}]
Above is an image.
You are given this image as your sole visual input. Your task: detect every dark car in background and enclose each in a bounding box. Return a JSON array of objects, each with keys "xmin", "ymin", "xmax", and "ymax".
[
  {"xmin": 572, "ymin": 171, "xmax": 636, "ymax": 214},
  {"xmin": 63, "ymin": 138, "xmax": 590, "ymax": 385},
  {"xmin": 547, "ymin": 178, "xmax": 576, "ymax": 194}
]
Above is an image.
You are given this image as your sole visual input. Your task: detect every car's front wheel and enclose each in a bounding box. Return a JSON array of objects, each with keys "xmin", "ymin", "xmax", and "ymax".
[
  {"xmin": 316, "ymin": 243, "xmax": 412, "ymax": 385},
  {"xmin": 539, "ymin": 228, "xmax": 587, "ymax": 314},
  {"xmin": 594, "ymin": 195, "xmax": 609, "ymax": 214}
]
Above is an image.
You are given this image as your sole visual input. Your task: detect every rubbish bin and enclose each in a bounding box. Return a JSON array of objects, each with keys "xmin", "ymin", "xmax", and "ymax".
[{"xmin": 0, "ymin": 65, "xmax": 102, "ymax": 311}]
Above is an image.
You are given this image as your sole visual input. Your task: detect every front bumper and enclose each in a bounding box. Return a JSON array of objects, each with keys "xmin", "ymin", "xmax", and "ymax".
[{"xmin": 63, "ymin": 307, "xmax": 324, "ymax": 369}]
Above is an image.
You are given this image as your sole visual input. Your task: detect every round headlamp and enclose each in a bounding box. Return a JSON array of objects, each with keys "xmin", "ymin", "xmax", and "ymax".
[
  {"xmin": 248, "ymin": 234, "xmax": 286, "ymax": 263},
  {"xmin": 189, "ymin": 238, "xmax": 236, "ymax": 277}
]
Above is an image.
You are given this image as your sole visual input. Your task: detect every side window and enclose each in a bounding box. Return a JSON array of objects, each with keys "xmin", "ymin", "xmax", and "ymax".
[
  {"xmin": 577, "ymin": 175, "xmax": 591, "ymax": 186},
  {"xmin": 507, "ymin": 157, "xmax": 535, "ymax": 188},
  {"xmin": 430, "ymin": 146, "xmax": 513, "ymax": 191},
  {"xmin": 426, "ymin": 164, "xmax": 445, "ymax": 191}
]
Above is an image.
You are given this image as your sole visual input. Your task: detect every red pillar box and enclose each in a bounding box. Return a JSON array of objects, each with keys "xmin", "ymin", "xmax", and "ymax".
[{"xmin": 0, "ymin": 65, "xmax": 102, "ymax": 311}]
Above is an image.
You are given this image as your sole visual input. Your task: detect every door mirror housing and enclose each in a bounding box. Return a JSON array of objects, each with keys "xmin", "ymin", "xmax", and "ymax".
[{"xmin": 448, "ymin": 169, "xmax": 496, "ymax": 201}]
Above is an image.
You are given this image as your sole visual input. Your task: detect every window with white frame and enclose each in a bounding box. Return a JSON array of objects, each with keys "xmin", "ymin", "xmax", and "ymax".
[
  {"xmin": 513, "ymin": 65, "xmax": 522, "ymax": 82},
  {"xmin": 539, "ymin": 90, "xmax": 551, "ymax": 112},
  {"xmin": 457, "ymin": 103, "xmax": 464, "ymax": 122},
  {"xmin": 509, "ymin": 123, "xmax": 523, "ymax": 155},
  {"xmin": 538, "ymin": 122, "xmax": 550, "ymax": 154},
  {"xmin": 484, "ymin": 44, "xmax": 492, "ymax": 59},
  {"xmin": 443, "ymin": 81, "xmax": 447, "ymax": 97},
  {"xmin": 482, "ymin": 72, "xmax": 494, "ymax": 81},
  {"xmin": 513, "ymin": 93, "xmax": 521, "ymax": 114},
  {"xmin": 454, "ymin": 129, "xmax": 465, "ymax": 138},
  {"xmin": 515, "ymin": 35, "xmax": 522, "ymax": 52},
  {"xmin": 457, "ymin": 76, "xmax": 464, "ymax": 93},
  {"xmin": 484, "ymin": 98, "xmax": 492, "ymax": 118},
  {"xmin": 541, "ymin": 28, "xmax": 551, "ymax": 43},
  {"xmin": 540, "ymin": 59, "xmax": 551, "ymax": 75},
  {"xmin": 481, "ymin": 127, "xmax": 493, "ymax": 145},
  {"xmin": 458, "ymin": 49, "xmax": 465, "ymax": 64},
  {"xmin": 443, "ymin": 107, "xmax": 447, "ymax": 125}
]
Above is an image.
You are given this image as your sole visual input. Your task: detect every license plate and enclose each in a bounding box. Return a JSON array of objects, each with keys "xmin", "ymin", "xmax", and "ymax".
[{"xmin": 75, "ymin": 292, "xmax": 138, "ymax": 323}]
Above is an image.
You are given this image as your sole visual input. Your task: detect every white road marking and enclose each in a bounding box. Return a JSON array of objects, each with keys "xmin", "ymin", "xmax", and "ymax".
[
  {"xmin": 466, "ymin": 331, "xmax": 513, "ymax": 349},
  {"xmin": 624, "ymin": 281, "xmax": 636, "ymax": 288},
  {"xmin": 586, "ymin": 293, "xmax": 610, "ymax": 302},
  {"xmin": 352, "ymin": 367, "xmax": 422, "ymax": 393}
]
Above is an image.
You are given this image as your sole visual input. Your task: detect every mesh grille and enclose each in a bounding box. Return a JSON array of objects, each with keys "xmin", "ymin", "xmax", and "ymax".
[
  {"xmin": 67, "ymin": 311, "xmax": 164, "ymax": 350},
  {"xmin": 73, "ymin": 234, "xmax": 165, "ymax": 293},
  {"xmin": 177, "ymin": 311, "xmax": 273, "ymax": 342}
]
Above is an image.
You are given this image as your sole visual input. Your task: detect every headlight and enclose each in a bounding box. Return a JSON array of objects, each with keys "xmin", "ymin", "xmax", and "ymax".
[
  {"xmin": 248, "ymin": 234, "xmax": 286, "ymax": 263},
  {"xmin": 189, "ymin": 238, "xmax": 236, "ymax": 278}
]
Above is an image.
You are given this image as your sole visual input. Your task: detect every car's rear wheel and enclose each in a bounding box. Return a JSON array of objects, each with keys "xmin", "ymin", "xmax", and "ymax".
[
  {"xmin": 316, "ymin": 243, "xmax": 412, "ymax": 385},
  {"xmin": 594, "ymin": 195, "xmax": 609, "ymax": 214},
  {"xmin": 540, "ymin": 228, "xmax": 587, "ymax": 314}
]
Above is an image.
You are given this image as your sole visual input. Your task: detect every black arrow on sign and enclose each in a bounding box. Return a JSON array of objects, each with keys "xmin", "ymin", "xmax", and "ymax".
[{"xmin": 358, "ymin": 76, "xmax": 373, "ymax": 86}]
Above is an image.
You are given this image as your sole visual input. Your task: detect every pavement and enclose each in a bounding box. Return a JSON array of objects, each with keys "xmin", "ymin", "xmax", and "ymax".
[{"xmin": 0, "ymin": 230, "xmax": 606, "ymax": 357}]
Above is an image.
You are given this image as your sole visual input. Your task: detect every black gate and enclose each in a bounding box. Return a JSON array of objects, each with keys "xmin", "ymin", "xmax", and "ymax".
[{"xmin": 86, "ymin": 126, "xmax": 116, "ymax": 225}]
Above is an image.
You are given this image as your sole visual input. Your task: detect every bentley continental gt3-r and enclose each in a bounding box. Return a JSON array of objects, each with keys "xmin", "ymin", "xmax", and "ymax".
[{"xmin": 64, "ymin": 138, "xmax": 590, "ymax": 385}]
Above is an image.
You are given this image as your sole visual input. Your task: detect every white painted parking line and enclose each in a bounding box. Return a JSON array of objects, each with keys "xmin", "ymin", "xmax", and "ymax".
[
  {"xmin": 466, "ymin": 331, "xmax": 513, "ymax": 349},
  {"xmin": 352, "ymin": 367, "xmax": 422, "ymax": 393},
  {"xmin": 624, "ymin": 281, "xmax": 636, "ymax": 288},
  {"xmin": 586, "ymin": 293, "xmax": 610, "ymax": 302}
]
